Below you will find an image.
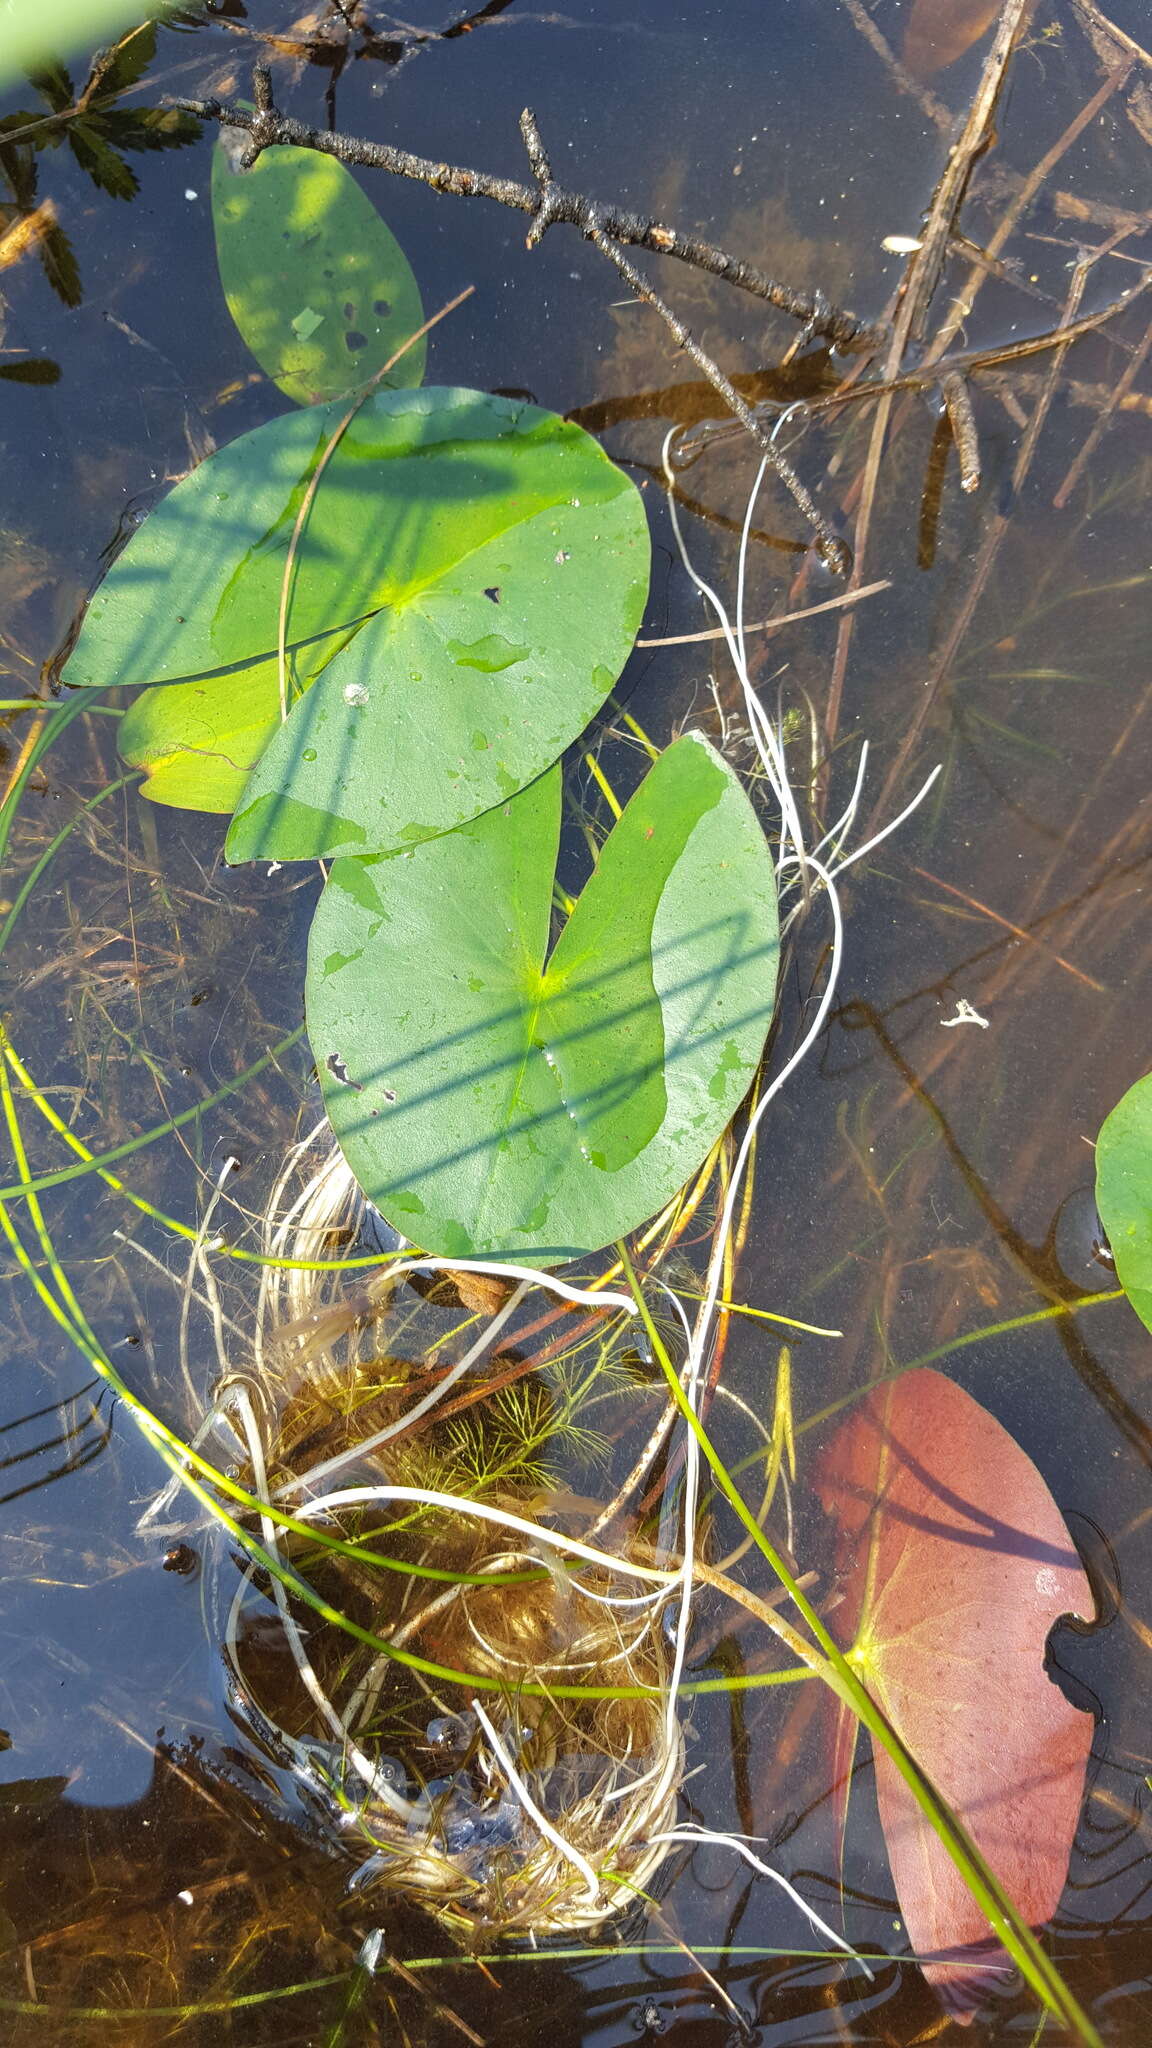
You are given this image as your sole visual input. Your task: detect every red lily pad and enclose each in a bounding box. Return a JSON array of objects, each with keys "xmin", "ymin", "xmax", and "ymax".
[{"xmin": 815, "ymin": 1368, "xmax": 1095, "ymax": 2020}]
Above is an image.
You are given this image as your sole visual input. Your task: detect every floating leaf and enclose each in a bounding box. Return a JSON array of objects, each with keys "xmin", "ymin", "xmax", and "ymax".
[
  {"xmin": 306, "ymin": 733, "xmax": 779, "ymax": 1263},
  {"xmin": 903, "ymin": 0, "xmax": 1001, "ymax": 76},
  {"xmin": 118, "ymin": 660, "xmax": 282, "ymax": 812},
  {"xmin": 1095, "ymin": 1071, "xmax": 1152, "ymax": 1335},
  {"xmin": 212, "ymin": 138, "xmax": 425, "ymax": 406},
  {"xmin": 225, "ymin": 396, "xmax": 649, "ymax": 861},
  {"xmin": 60, "ymin": 387, "xmax": 649, "ymax": 837},
  {"xmin": 816, "ymin": 1369, "xmax": 1095, "ymax": 2022}
]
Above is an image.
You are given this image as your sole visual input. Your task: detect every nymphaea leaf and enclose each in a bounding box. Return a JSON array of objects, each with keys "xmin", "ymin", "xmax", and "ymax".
[
  {"xmin": 816, "ymin": 1369, "xmax": 1095, "ymax": 2023},
  {"xmin": 61, "ymin": 388, "xmax": 650, "ymax": 835},
  {"xmin": 306, "ymin": 733, "xmax": 780, "ymax": 1263},
  {"xmin": 1095, "ymin": 1071, "xmax": 1152, "ymax": 1335},
  {"xmin": 212, "ymin": 137, "xmax": 426, "ymax": 406}
]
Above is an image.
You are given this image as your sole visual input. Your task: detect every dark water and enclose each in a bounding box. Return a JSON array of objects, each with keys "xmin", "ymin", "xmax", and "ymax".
[{"xmin": 2, "ymin": 0, "xmax": 1152, "ymax": 2041}]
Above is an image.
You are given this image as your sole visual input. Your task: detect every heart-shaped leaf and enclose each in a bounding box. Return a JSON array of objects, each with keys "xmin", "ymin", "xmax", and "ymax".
[
  {"xmin": 306, "ymin": 733, "xmax": 779, "ymax": 1262},
  {"xmin": 1096, "ymin": 1071, "xmax": 1152, "ymax": 1335},
  {"xmin": 61, "ymin": 388, "xmax": 649, "ymax": 844},
  {"xmin": 212, "ymin": 138, "xmax": 426, "ymax": 406},
  {"xmin": 816, "ymin": 1369, "xmax": 1095, "ymax": 2022}
]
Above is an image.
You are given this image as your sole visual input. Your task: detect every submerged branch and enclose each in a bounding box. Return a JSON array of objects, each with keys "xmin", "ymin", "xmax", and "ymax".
[
  {"xmin": 180, "ymin": 67, "xmax": 864, "ymax": 570},
  {"xmin": 175, "ymin": 70, "xmax": 872, "ymax": 351}
]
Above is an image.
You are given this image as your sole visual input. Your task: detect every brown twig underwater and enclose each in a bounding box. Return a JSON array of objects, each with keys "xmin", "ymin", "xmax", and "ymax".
[
  {"xmin": 822, "ymin": 0, "xmax": 1038, "ymax": 745},
  {"xmin": 177, "ymin": 66, "xmax": 872, "ymax": 571},
  {"xmin": 176, "ymin": 67, "xmax": 871, "ymax": 347},
  {"xmin": 174, "ymin": 38, "xmax": 1152, "ymax": 594}
]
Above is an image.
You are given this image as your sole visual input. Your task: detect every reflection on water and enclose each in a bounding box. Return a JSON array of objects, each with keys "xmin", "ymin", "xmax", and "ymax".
[{"xmin": 2, "ymin": 0, "xmax": 1152, "ymax": 2041}]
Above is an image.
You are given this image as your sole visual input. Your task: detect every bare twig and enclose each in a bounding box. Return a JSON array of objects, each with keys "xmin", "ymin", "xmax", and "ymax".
[
  {"xmin": 660, "ymin": 280, "xmax": 1150, "ymax": 478},
  {"xmin": 870, "ymin": 251, "xmax": 1096, "ymax": 820},
  {"xmin": 940, "ymin": 372, "xmax": 981, "ymax": 492},
  {"xmin": 586, "ymin": 227, "xmax": 850, "ymax": 573},
  {"xmin": 515, "ymin": 104, "xmax": 851, "ymax": 566},
  {"xmin": 175, "ymin": 68, "xmax": 872, "ymax": 349},
  {"xmin": 895, "ymin": 0, "xmax": 1037, "ymax": 354},
  {"xmin": 923, "ymin": 52, "xmax": 1135, "ymax": 367},
  {"xmin": 1053, "ymin": 302, "xmax": 1152, "ymax": 507},
  {"xmin": 825, "ymin": 0, "xmax": 1073, "ymax": 744}
]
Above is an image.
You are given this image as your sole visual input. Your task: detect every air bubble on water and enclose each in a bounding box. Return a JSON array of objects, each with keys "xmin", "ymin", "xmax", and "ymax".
[{"xmin": 426, "ymin": 1711, "xmax": 473, "ymax": 1758}]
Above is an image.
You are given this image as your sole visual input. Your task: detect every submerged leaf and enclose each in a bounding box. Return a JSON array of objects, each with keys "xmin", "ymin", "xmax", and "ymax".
[
  {"xmin": 1095, "ymin": 1071, "xmax": 1152, "ymax": 1334},
  {"xmin": 67, "ymin": 121, "xmax": 139, "ymax": 199},
  {"xmin": 212, "ymin": 139, "xmax": 425, "ymax": 406},
  {"xmin": 306, "ymin": 733, "xmax": 779, "ymax": 1262},
  {"xmin": 61, "ymin": 387, "xmax": 649, "ymax": 841},
  {"xmin": 903, "ymin": 0, "xmax": 1001, "ymax": 76},
  {"xmin": 816, "ymin": 1369, "xmax": 1095, "ymax": 2021}
]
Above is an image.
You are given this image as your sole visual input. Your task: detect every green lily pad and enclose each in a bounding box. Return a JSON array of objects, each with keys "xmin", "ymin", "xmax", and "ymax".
[
  {"xmin": 212, "ymin": 138, "xmax": 425, "ymax": 405},
  {"xmin": 306, "ymin": 733, "xmax": 780, "ymax": 1263},
  {"xmin": 1096, "ymin": 1071, "xmax": 1152, "ymax": 1335},
  {"xmin": 61, "ymin": 388, "xmax": 649, "ymax": 845},
  {"xmin": 119, "ymin": 659, "xmax": 282, "ymax": 812}
]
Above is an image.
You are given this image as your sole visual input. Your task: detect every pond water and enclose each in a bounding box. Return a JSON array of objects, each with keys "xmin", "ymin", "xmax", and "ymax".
[{"xmin": 2, "ymin": 0, "xmax": 1152, "ymax": 2042}]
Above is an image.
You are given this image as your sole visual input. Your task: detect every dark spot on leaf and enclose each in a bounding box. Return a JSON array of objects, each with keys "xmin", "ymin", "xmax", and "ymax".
[
  {"xmin": 484, "ymin": 587, "xmax": 501, "ymax": 603},
  {"xmin": 344, "ymin": 330, "xmax": 368, "ymax": 353},
  {"xmin": 373, "ymin": 298, "xmax": 392, "ymax": 316},
  {"xmin": 343, "ymin": 301, "xmax": 355, "ymax": 320}
]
